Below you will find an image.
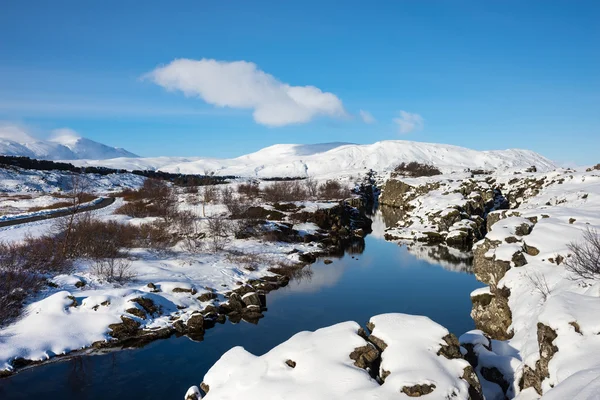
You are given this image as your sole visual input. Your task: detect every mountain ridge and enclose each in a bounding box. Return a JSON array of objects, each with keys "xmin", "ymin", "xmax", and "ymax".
[
  {"xmin": 68, "ymin": 140, "xmax": 557, "ymax": 178},
  {"xmin": 0, "ymin": 131, "xmax": 138, "ymax": 161}
]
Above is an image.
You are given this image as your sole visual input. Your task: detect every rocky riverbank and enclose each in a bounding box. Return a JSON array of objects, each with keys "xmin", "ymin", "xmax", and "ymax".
[
  {"xmin": 373, "ymin": 165, "xmax": 600, "ymax": 399},
  {"xmin": 0, "ymin": 198, "xmax": 373, "ymax": 378}
]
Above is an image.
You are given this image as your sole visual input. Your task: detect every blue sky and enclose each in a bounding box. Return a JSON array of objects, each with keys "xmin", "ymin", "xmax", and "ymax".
[{"xmin": 0, "ymin": 1, "xmax": 598, "ymax": 163}]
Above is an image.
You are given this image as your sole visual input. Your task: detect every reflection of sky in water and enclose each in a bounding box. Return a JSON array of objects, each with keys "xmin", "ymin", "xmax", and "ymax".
[{"xmin": 0, "ymin": 210, "xmax": 484, "ymax": 400}]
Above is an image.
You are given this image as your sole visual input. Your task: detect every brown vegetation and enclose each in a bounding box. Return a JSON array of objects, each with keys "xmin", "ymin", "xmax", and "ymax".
[{"xmin": 393, "ymin": 161, "xmax": 442, "ymax": 177}]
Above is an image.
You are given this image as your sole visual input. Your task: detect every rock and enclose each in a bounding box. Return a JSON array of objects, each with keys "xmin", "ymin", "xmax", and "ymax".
[
  {"xmin": 198, "ymin": 292, "xmax": 217, "ymax": 302},
  {"xmin": 400, "ymin": 383, "xmax": 436, "ymax": 397},
  {"xmin": 523, "ymin": 242, "xmax": 540, "ymax": 256},
  {"xmin": 323, "ymin": 259, "xmax": 333, "ymax": 265},
  {"xmin": 108, "ymin": 316, "xmax": 141, "ymax": 340},
  {"xmin": 511, "ymin": 251, "xmax": 528, "ymax": 267},
  {"xmin": 131, "ymin": 297, "xmax": 160, "ymax": 317},
  {"xmin": 241, "ymin": 292, "xmax": 262, "ymax": 308},
  {"xmin": 67, "ymin": 295, "xmax": 78, "ymax": 308},
  {"xmin": 473, "ymin": 238, "xmax": 510, "ymax": 285},
  {"xmin": 520, "ymin": 323, "xmax": 559, "ymax": 395},
  {"xmin": 187, "ymin": 313, "xmax": 204, "ymax": 333},
  {"xmin": 349, "ymin": 344, "xmax": 380, "ymax": 370},
  {"xmin": 219, "ymin": 293, "xmax": 245, "ymax": 314},
  {"xmin": 200, "ymin": 382, "xmax": 210, "ymax": 394},
  {"xmin": 185, "ymin": 386, "xmax": 202, "ymax": 400},
  {"xmin": 74, "ymin": 280, "xmax": 85, "ymax": 288},
  {"xmin": 285, "ymin": 359, "xmax": 296, "ymax": 368},
  {"xmin": 172, "ymin": 287, "xmax": 197, "ymax": 295},
  {"xmin": 437, "ymin": 334, "xmax": 462, "ymax": 359},
  {"xmin": 146, "ymin": 282, "xmax": 159, "ymax": 292},
  {"xmin": 471, "ymin": 287, "xmax": 513, "ymax": 340},
  {"xmin": 126, "ymin": 307, "xmax": 146, "ymax": 319},
  {"xmin": 241, "ymin": 308, "xmax": 264, "ymax": 324}
]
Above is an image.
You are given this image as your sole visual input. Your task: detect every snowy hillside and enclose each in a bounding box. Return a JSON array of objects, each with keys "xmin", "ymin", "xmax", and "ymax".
[
  {"xmin": 71, "ymin": 140, "xmax": 557, "ymax": 178},
  {"xmin": 0, "ymin": 128, "xmax": 138, "ymax": 160}
]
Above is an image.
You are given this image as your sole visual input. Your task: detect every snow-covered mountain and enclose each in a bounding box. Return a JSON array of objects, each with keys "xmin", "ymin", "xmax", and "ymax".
[
  {"xmin": 0, "ymin": 128, "xmax": 138, "ymax": 160},
  {"xmin": 70, "ymin": 140, "xmax": 557, "ymax": 178}
]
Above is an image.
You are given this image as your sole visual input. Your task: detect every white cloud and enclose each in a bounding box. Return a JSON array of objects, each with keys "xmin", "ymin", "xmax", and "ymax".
[
  {"xmin": 145, "ymin": 58, "xmax": 347, "ymax": 127},
  {"xmin": 359, "ymin": 110, "xmax": 376, "ymax": 124},
  {"xmin": 0, "ymin": 123, "xmax": 38, "ymax": 141},
  {"xmin": 50, "ymin": 128, "xmax": 81, "ymax": 145},
  {"xmin": 393, "ymin": 110, "xmax": 424, "ymax": 134}
]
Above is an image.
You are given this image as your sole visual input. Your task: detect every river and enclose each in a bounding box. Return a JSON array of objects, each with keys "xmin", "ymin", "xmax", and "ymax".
[{"xmin": 0, "ymin": 207, "xmax": 483, "ymax": 399}]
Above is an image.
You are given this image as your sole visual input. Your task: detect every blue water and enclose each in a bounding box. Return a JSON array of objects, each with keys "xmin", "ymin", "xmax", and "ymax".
[{"xmin": 0, "ymin": 209, "xmax": 483, "ymax": 400}]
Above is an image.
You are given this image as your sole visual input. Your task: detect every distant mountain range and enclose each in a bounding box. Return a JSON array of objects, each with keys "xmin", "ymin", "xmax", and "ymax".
[
  {"xmin": 0, "ymin": 130, "xmax": 138, "ymax": 161},
  {"xmin": 69, "ymin": 141, "xmax": 557, "ymax": 178}
]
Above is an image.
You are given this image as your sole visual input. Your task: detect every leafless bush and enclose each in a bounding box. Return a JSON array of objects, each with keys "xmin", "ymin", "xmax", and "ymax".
[
  {"xmin": 138, "ymin": 220, "xmax": 177, "ymax": 250},
  {"xmin": 225, "ymin": 251, "xmax": 267, "ymax": 271},
  {"xmin": 221, "ymin": 186, "xmax": 251, "ymax": 217},
  {"xmin": 115, "ymin": 178, "xmax": 179, "ymax": 221},
  {"xmin": 206, "ymin": 215, "xmax": 231, "ymax": 252},
  {"xmin": 54, "ymin": 214, "xmax": 139, "ymax": 260},
  {"xmin": 393, "ymin": 162, "xmax": 442, "ymax": 177},
  {"xmin": 91, "ymin": 258, "xmax": 136, "ymax": 284},
  {"xmin": 263, "ymin": 181, "xmax": 308, "ymax": 203},
  {"xmin": 565, "ymin": 228, "xmax": 600, "ymax": 280},
  {"xmin": 1, "ymin": 236, "xmax": 70, "ymax": 275},
  {"xmin": 238, "ymin": 181, "xmax": 260, "ymax": 199},
  {"xmin": 304, "ymin": 178, "xmax": 318, "ymax": 198},
  {"xmin": 525, "ymin": 270, "xmax": 551, "ymax": 301},
  {"xmin": 0, "ymin": 239, "xmax": 67, "ymax": 325},
  {"xmin": 318, "ymin": 180, "xmax": 351, "ymax": 199},
  {"xmin": 0, "ymin": 270, "xmax": 43, "ymax": 326},
  {"xmin": 184, "ymin": 185, "xmax": 199, "ymax": 194}
]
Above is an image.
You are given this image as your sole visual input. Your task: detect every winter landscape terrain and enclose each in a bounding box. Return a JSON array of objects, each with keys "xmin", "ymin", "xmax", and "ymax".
[{"xmin": 0, "ymin": 136, "xmax": 599, "ymax": 400}]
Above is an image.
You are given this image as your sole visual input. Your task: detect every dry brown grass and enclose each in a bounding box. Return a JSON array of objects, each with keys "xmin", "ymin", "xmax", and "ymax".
[{"xmin": 27, "ymin": 201, "xmax": 72, "ymax": 213}]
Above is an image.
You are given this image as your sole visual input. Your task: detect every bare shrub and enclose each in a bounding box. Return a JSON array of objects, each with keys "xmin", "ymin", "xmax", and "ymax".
[
  {"xmin": 55, "ymin": 214, "xmax": 140, "ymax": 260},
  {"xmin": 0, "ymin": 240, "xmax": 67, "ymax": 325},
  {"xmin": 225, "ymin": 251, "xmax": 267, "ymax": 271},
  {"xmin": 221, "ymin": 186, "xmax": 251, "ymax": 217},
  {"xmin": 263, "ymin": 181, "xmax": 308, "ymax": 203},
  {"xmin": 115, "ymin": 178, "xmax": 179, "ymax": 221},
  {"xmin": 206, "ymin": 215, "xmax": 231, "ymax": 252},
  {"xmin": 0, "ymin": 270, "xmax": 43, "ymax": 326},
  {"xmin": 91, "ymin": 258, "xmax": 135, "ymax": 284},
  {"xmin": 238, "ymin": 181, "xmax": 260, "ymax": 199},
  {"xmin": 184, "ymin": 185, "xmax": 199, "ymax": 194},
  {"xmin": 393, "ymin": 162, "xmax": 442, "ymax": 177},
  {"xmin": 199, "ymin": 185, "xmax": 219, "ymax": 217},
  {"xmin": 565, "ymin": 228, "xmax": 600, "ymax": 280},
  {"xmin": 525, "ymin": 270, "xmax": 551, "ymax": 301},
  {"xmin": 27, "ymin": 201, "xmax": 73, "ymax": 212},
  {"xmin": 318, "ymin": 180, "xmax": 351, "ymax": 199},
  {"xmin": 304, "ymin": 177, "xmax": 318, "ymax": 198},
  {"xmin": 138, "ymin": 220, "xmax": 176, "ymax": 250}
]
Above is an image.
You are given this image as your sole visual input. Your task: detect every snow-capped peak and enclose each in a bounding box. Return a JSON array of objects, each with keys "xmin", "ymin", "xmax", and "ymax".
[
  {"xmin": 49, "ymin": 128, "xmax": 82, "ymax": 149},
  {"xmin": 0, "ymin": 125, "xmax": 139, "ymax": 161}
]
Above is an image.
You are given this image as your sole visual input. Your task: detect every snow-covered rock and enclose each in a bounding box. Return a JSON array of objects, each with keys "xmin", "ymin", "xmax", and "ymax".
[
  {"xmin": 192, "ymin": 313, "xmax": 482, "ymax": 400},
  {"xmin": 462, "ymin": 167, "xmax": 600, "ymax": 399}
]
